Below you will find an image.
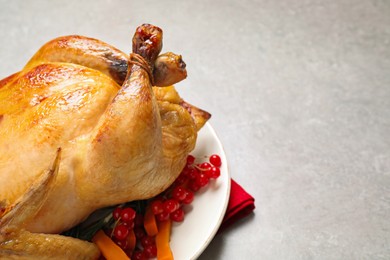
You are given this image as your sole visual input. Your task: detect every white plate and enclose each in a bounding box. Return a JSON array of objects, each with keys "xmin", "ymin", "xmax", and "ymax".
[{"xmin": 169, "ymin": 123, "xmax": 231, "ymax": 260}]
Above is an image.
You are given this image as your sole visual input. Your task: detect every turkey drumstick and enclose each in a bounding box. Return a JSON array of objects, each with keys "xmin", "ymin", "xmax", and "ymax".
[{"xmin": 25, "ymin": 34, "xmax": 187, "ymax": 86}]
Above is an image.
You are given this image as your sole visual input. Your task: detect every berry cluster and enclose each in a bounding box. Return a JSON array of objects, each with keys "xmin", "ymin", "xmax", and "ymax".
[
  {"xmin": 107, "ymin": 153, "xmax": 222, "ymax": 259},
  {"xmin": 108, "ymin": 206, "xmax": 157, "ymax": 259},
  {"xmin": 151, "ymin": 153, "xmax": 222, "ymax": 222}
]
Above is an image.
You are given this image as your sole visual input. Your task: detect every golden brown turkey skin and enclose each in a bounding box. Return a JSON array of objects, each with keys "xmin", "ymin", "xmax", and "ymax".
[
  {"xmin": 0, "ymin": 150, "xmax": 101, "ymax": 259},
  {"xmin": 0, "ymin": 23, "xmax": 210, "ymax": 241}
]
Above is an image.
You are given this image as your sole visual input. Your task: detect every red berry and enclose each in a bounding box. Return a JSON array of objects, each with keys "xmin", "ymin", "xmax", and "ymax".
[
  {"xmin": 115, "ymin": 238, "xmax": 128, "ymax": 249},
  {"xmin": 114, "ymin": 223, "xmax": 129, "ymax": 240},
  {"xmin": 209, "ymin": 154, "xmax": 222, "ymax": 167},
  {"xmin": 180, "ymin": 165, "xmax": 189, "ymax": 175},
  {"xmin": 132, "ymin": 250, "xmax": 147, "ymax": 260},
  {"xmin": 144, "ymin": 244, "xmax": 157, "ymax": 258},
  {"xmin": 121, "ymin": 207, "xmax": 136, "ymax": 223},
  {"xmin": 172, "ymin": 186, "xmax": 187, "ymax": 201},
  {"xmin": 174, "ymin": 174, "xmax": 187, "ymax": 185},
  {"xmin": 200, "ymin": 162, "xmax": 212, "ymax": 170},
  {"xmin": 112, "ymin": 207, "xmax": 122, "ymax": 220},
  {"xmin": 163, "ymin": 199, "xmax": 179, "ymax": 214},
  {"xmin": 207, "ymin": 166, "xmax": 221, "ymax": 179},
  {"xmin": 182, "ymin": 190, "xmax": 194, "ymax": 204},
  {"xmin": 196, "ymin": 172, "xmax": 209, "ymax": 187},
  {"xmin": 140, "ymin": 236, "xmax": 155, "ymax": 248},
  {"xmin": 170, "ymin": 208, "xmax": 185, "ymax": 222},
  {"xmin": 151, "ymin": 200, "xmax": 164, "ymax": 215},
  {"xmin": 188, "ymin": 167, "xmax": 198, "ymax": 180},
  {"xmin": 122, "ymin": 220, "xmax": 134, "ymax": 230},
  {"xmin": 186, "ymin": 155, "xmax": 195, "ymax": 165},
  {"xmin": 189, "ymin": 180, "xmax": 201, "ymax": 192},
  {"xmin": 156, "ymin": 211, "xmax": 170, "ymax": 222}
]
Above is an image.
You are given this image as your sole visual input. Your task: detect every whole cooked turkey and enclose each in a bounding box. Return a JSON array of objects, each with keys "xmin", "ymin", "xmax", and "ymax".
[{"xmin": 0, "ymin": 24, "xmax": 210, "ymax": 259}]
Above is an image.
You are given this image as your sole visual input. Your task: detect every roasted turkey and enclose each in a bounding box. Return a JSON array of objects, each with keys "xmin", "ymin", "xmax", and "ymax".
[{"xmin": 0, "ymin": 24, "xmax": 210, "ymax": 259}]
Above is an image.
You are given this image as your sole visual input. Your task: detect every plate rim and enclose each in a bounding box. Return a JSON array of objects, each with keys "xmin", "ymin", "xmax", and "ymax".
[{"xmin": 190, "ymin": 122, "xmax": 231, "ymax": 260}]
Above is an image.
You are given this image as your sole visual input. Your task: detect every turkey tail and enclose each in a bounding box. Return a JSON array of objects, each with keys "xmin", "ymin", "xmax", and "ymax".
[{"xmin": 180, "ymin": 100, "xmax": 211, "ymax": 131}]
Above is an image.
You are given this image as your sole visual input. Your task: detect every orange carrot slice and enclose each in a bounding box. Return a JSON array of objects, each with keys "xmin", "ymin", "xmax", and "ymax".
[
  {"xmin": 126, "ymin": 228, "xmax": 137, "ymax": 253},
  {"xmin": 144, "ymin": 205, "xmax": 158, "ymax": 236},
  {"xmin": 156, "ymin": 219, "xmax": 174, "ymax": 260},
  {"xmin": 92, "ymin": 230, "xmax": 130, "ymax": 260}
]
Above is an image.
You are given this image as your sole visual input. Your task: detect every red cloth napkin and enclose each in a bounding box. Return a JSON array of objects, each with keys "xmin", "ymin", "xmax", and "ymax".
[{"xmin": 219, "ymin": 179, "xmax": 255, "ymax": 231}]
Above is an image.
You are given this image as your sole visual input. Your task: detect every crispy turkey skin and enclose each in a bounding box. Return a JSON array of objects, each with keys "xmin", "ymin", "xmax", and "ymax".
[{"xmin": 0, "ymin": 24, "xmax": 210, "ymax": 259}]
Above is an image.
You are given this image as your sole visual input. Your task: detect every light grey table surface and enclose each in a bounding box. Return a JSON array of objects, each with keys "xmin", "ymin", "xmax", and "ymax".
[{"xmin": 1, "ymin": 0, "xmax": 389, "ymax": 259}]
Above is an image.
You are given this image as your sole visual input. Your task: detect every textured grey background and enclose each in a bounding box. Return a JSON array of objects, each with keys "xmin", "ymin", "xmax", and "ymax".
[{"xmin": 1, "ymin": 0, "xmax": 389, "ymax": 259}]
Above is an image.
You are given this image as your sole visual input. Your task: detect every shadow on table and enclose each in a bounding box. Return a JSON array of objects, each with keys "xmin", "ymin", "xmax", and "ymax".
[{"xmin": 197, "ymin": 212, "xmax": 256, "ymax": 260}]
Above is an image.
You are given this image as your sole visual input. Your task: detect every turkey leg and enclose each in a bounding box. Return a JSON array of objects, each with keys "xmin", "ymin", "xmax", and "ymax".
[
  {"xmin": 24, "ymin": 35, "xmax": 186, "ymax": 86},
  {"xmin": 84, "ymin": 24, "xmax": 165, "ymax": 204}
]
